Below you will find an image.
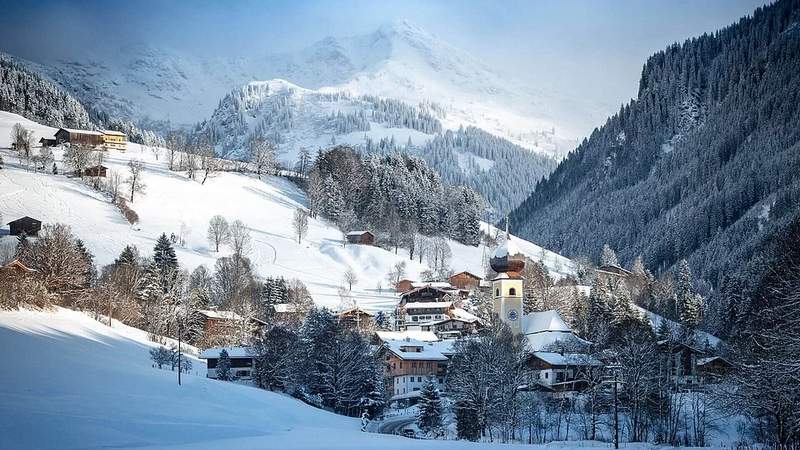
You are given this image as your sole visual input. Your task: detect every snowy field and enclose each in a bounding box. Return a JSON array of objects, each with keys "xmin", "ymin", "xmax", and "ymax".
[
  {"xmin": 0, "ymin": 306, "xmax": 730, "ymax": 450},
  {"xmin": 0, "ymin": 110, "xmax": 574, "ymax": 312}
]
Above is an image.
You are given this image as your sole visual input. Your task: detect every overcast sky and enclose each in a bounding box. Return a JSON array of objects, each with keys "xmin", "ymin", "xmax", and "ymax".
[{"xmin": 0, "ymin": 0, "xmax": 770, "ymax": 116}]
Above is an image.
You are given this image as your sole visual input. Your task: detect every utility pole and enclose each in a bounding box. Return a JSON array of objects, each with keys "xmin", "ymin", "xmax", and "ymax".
[
  {"xmin": 177, "ymin": 311, "xmax": 182, "ymax": 386},
  {"xmin": 613, "ymin": 369, "xmax": 619, "ymax": 449}
]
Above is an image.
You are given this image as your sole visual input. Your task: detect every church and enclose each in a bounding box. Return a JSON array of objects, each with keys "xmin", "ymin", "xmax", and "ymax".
[{"xmin": 489, "ymin": 234, "xmax": 601, "ymax": 396}]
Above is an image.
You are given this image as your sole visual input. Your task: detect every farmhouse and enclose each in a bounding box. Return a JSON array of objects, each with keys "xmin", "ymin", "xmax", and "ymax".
[
  {"xmin": 526, "ymin": 352, "xmax": 604, "ymax": 397},
  {"xmin": 101, "ymin": 130, "xmax": 127, "ymax": 151},
  {"xmin": 380, "ymin": 338, "xmax": 453, "ymax": 405},
  {"xmin": 1, "ymin": 258, "xmax": 37, "ymax": 275},
  {"xmin": 39, "ymin": 137, "xmax": 57, "ymax": 147},
  {"xmin": 197, "ymin": 310, "xmax": 266, "ymax": 342},
  {"xmin": 336, "ymin": 307, "xmax": 373, "ymax": 331},
  {"xmin": 345, "ymin": 231, "xmax": 374, "ymax": 246},
  {"xmin": 83, "ymin": 165, "xmax": 108, "ymax": 178},
  {"xmin": 55, "ymin": 128, "xmax": 105, "ymax": 146},
  {"xmin": 7, "ymin": 216, "xmax": 42, "ymax": 236},
  {"xmin": 448, "ymin": 271, "xmax": 482, "ymax": 291},
  {"xmin": 199, "ymin": 346, "xmax": 256, "ymax": 380}
]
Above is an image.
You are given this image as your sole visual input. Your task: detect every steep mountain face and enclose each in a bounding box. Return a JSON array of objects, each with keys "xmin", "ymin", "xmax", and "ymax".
[
  {"xmin": 509, "ymin": 0, "xmax": 800, "ymax": 298},
  {"xmin": 22, "ymin": 21, "xmax": 585, "ymax": 158},
  {"xmin": 0, "ymin": 56, "xmax": 93, "ymax": 129}
]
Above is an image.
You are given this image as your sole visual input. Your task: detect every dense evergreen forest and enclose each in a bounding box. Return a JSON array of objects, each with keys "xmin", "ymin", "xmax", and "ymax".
[
  {"xmin": 509, "ymin": 0, "xmax": 800, "ymax": 336},
  {"xmin": 0, "ymin": 57, "xmax": 93, "ymax": 129}
]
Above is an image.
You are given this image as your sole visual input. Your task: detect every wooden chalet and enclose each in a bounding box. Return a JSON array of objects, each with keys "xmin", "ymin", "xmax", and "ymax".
[
  {"xmin": 525, "ymin": 352, "xmax": 604, "ymax": 398},
  {"xmin": 39, "ymin": 137, "xmax": 57, "ymax": 147},
  {"xmin": 1, "ymin": 258, "xmax": 37, "ymax": 275},
  {"xmin": 395, "ymin": 278, "xmax": 414, "ymax": 293},
  {"xmin": 198, "ymin": 310, "xmax": 266, "ymax": 338},
  {"xmin": 380, "ymin": 339, "xmax": 452, "ymax": 404},
  {"xmin": 697, "ymin": 356, "xmax": 732, "ymax": 382},
  {"xmin": 419, "ymin": 317, "xmax": 481, "ymax": 338},
  {"xmin": 55, "ymin": 128, "xmax": 105, "ymax": 146},
  {"xmin": 448, "ymin": 271, "xmax": 482, "ymax": 291},
  {"xmin": 658, "ymin": 340, "xmax": 706, "ymax": 387},
  {"xmin": 83, "ymin": 165, "xmax": 108, "ymax": 178},
  {"xmin": 8, "ymin": 216, "xmax": 42, "ymax": 236},
  {"xmin": 399, "ymin": 285, "xmax": 455, "ymax": 305},
  {"xmin": 345, "ymin": 231, "xmax": 375, "ymax": 246},
  {"xmin": 337, "ymin": 307, "xmax": 374, "ymax": 331}
]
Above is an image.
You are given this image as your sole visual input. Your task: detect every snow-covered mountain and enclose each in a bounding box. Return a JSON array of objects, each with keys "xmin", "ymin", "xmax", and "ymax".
[{"xmin": 27, "ymin": 21, "xmax": 589, "ymax": 158}]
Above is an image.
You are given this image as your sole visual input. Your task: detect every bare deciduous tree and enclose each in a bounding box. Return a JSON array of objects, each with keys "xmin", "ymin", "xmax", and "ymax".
[
  {"xmin": 64, "ymin": 144, "xmax": 93, "ymax": 177},
  {"xmin": 11, "ymin": 123, "xmax": 33, "ymax": 166},
  {"xmin": 343, "ymin": 268, "xmax": 358, "ymax": 291},
  {"xmin": 126, "ymin": 159, "xmax": 145, "ymax": 202},
  {"xmin": 229, "ymin": 219, "xmax": 252, "ymax": 259},
  {"xmin": 207, "ymin": 215, "xmax": 231, "ymax": 252},
  {"xmin": 199, "ymin": 143, "xmax": 220, "ymax": 185},
  {"xmin": 292, "ymin": 208, "xmax": 309, "ymax": 244},
  {"xmin": 248, "ymin": 138, "xmax": 276, "ymax": 179}
]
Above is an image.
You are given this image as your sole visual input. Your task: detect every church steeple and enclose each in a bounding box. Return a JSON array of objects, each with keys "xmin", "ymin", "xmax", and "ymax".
[{"xmin": 490, "ymin": 229, "xmax": 525, "ymax": 334}]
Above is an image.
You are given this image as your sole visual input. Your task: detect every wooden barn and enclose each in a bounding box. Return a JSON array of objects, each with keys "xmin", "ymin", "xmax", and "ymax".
[
  {"xmin": 1, "ymin": 258, "xmax": 37, "ymax": 275},
  {"xmin": 336, "ymin": 307, "xmax": 374, "ymax": 331},
  {"xmin": 346, "ymin": 231, "xmax": 374, "ymax": 246},
  {"xmin": 8, "ymin": 216, "xmax": 42, "ymax": 236},
  {"xmin": 83, "ymin": 165, "xmax": 108, "ymax": 177},
  {"xmin": 55, "ymin": 128, "xmax": 105, "ymax": 146},
  {"xmin": 448, "ymin": 271, "xmax": 483, "ymax": 291},
  {"xmin": 39, "ymin": 137, "xmax": 57, "ymax": 147}
]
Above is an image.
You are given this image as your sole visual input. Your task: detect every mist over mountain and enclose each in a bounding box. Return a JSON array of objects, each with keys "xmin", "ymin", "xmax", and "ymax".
[{"xmin": 18, "ymin": 21, "xmax": 589, "ymax": 158}]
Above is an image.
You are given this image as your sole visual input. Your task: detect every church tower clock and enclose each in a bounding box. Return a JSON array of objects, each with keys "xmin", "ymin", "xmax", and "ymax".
[{"xmin": 489, "ymin": 234, "xmax": 525, "ymax": 334}]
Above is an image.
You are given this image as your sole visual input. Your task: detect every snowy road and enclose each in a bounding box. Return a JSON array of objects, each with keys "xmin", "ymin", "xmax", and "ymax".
[{"xmin": 369, "ymin": 414, "xmax": 416, "ymax": 436}]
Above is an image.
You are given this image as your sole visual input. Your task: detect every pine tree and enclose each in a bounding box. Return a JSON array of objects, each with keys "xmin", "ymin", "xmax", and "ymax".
[
  {"xmin": 153, "ymin": 233, "xmax": 178, "ymax": 293},
  {"xmin": 417, "ymin": 378, "xmax": 443, "ymax": 435},
  {"xmin": 216, "ymin": 349, "xmax": 232, "ymax": 381},
  {"xmin": 676, "ymin": 259, "xmax": 701, "ymax": 327},
  {"xmin": 115, "ymin": 245, "xmax": 139, "ymax": 267},
  {"xmin": 15, "ymin": 232, "xmax": 30, "ymax": 259},
  {"xmin": 600, "ymin": 244, "xmax": 619, "ymax": 266}
]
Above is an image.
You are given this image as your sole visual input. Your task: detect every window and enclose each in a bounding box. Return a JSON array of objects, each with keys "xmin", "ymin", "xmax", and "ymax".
[
  {"xmin": 495, "ymin": 288, "xmax": 500, "ymax": 296},
  {"xmin": 509, "ymin": 288, "xmax": 516, "ymax": 296},
  {"xmin": 418, "ymin": 377, "xmax": 422, "ymax": 382},
  {"xmin": 545, "ymin": 372, "xmax": 549, "ymax": 379}
]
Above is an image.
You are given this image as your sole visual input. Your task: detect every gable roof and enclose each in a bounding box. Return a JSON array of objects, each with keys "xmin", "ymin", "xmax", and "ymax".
[
  {"xmin": 531, "ymin": 352, "xmax": 603, "ymax": 367},
  {"xmin": 7, "ymin": 216, "xmax": 41, "ymax": 225},
  {"xmin": 346, "ymin": 230, "xmax": 372, "ymax": 236},
  {"xmin": 384, "ymin": 338, "xmax": 450, "ymax": 361},
  {"xmin": 58, "ymin": 128, "xmax": 104, "ymax": 136},
  {"xmin": 199, "ymin": 346, "xmax": 254, "ymax": 359},
  {"xmin": 101, "ymin": 129, "xmax": 126, "ymax": 136},
  {"xmin": 449, "ymin": 271, "xmax": 482, "ymax": 280},
  {"xmin": 522, "ymin": 310, "xmax": 572, "ymax": 335},
  {"xmin": 376, "ymin": 330, "xmax": 439, "ymax": 342},
  {"xmin": 1, "ymin": 258, "xmax": 37, "ymax": 273}
]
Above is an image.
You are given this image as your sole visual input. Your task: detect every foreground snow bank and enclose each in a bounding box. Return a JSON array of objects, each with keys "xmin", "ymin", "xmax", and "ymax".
[{"xmin": 0, "ymin": 307, "xmax": 724, "ymax": 450}]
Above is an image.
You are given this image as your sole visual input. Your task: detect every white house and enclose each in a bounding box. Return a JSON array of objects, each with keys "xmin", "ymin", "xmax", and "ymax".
[{"xmin": 199, "ymin": 346, "xmax": 256, "ymax": 380}]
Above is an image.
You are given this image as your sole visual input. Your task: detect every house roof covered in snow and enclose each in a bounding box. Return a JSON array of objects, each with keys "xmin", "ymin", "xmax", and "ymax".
[
  {"xmin": 199, "ymin": 346, "xmax": 255, "ymax": 359},
  {"xmin": 346, "ymin": 230, "xmax": 372, "ymax": 236},
  {"xmin": 522, "ymin": 310, "xmax": 590, "ymax": 351},
  {"xmin": 404, "ymin": 301, "xmax": 453, "ymax": 310},
  {"xmin": 101, "ymin": 129, "xmax": 126, "ymax": 136},
  {"xmin": 410, "ymin": 281, "xmax": 453, "ymax": 289},
  {"xmin": 384, "ymin": 338, "xmax": 450, "ymax": 361},
  {"xmin": 60, "ymin": 128, "xmax": 104, "ymax": 136},
  {"xmin": 531, "ymin": 352, "xmax": 603, "ymax": 367},
  {"xmin": 197, "ymin": 310, "xmax": 244, "ymax": 321},
  {"xmin": 450, "ymin": 307, "xmax": 480, "ymax": 323},
  {"xmin": 376, "ymin": 330, "xmax": 439, "ymax": 342},
  {"xmin": 273, "ymin": 303, "xmax": 298, "ymax": 313}
]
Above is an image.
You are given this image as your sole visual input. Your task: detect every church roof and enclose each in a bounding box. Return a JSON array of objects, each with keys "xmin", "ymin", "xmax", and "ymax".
[{"xmin": 522, "ymin": 310, "xmax": 572, "ymax": 334}]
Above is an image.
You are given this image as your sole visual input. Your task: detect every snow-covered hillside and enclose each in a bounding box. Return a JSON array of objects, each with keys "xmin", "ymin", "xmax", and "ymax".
[
  {"xmin": 0, "ymin": 111, "xmax": 574, "ymax": 312},
  {"xmin": 20, "ymin": 21, "xmax": 587, "ymax": 158},
  {"xmin": 0, "ymin": 307, "xmax": 498, "ymax": 449}
]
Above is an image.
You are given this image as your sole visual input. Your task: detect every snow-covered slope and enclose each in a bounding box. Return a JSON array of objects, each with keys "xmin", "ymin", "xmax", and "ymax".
[
  {"xmin": 23, "ymin": 21, "xmax": 588, "ymax": 158},
  {"xmin": 0, "ymin": 111, "xmax": 573, "ymax": 312},
  {"xmin": 1, "ymin": 307, "xmax": 531, "ymax": 449}
]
